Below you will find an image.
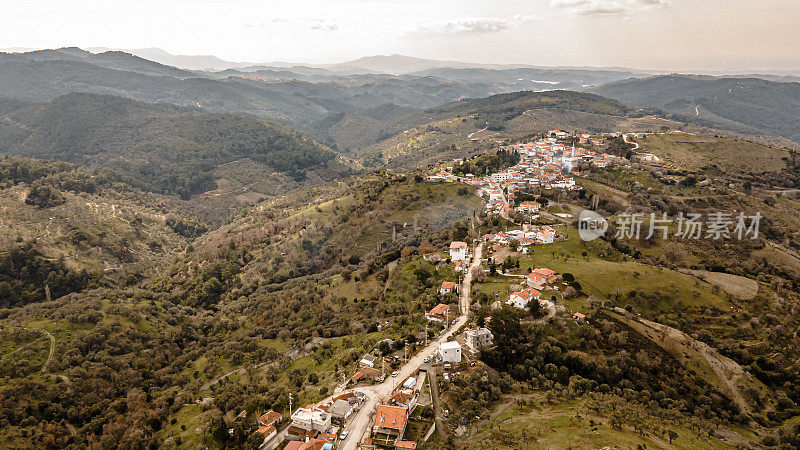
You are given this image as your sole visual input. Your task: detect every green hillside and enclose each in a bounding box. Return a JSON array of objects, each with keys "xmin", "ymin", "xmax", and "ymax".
[
  {"xmin": 591, "ymin": 75, "xmax": 800, "ymax": 144},
  {"xmin": 0, "ymin": 93, "xmax": 345, "ymax": 201}
]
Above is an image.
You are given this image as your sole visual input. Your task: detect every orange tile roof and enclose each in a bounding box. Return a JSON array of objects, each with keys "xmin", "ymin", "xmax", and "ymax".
[
  {"xmin": 396, "ymin": 441, "xmax": 417, "ymax": 449},
  {"xmin": 374, "ymin": 405, "xmax": 408, "ymax": 431},
  {"xmin": 258, "ymin": 409, "xmax": 282, "ymax": 427},
  {"xmin": 441, "ymin": 281, "xmax": 456, "ymax": 290},
  {"xmin": 429, "ymin": 303, "xmax": 450, "ymax": 315},
  {"xmin": 256, "ymin": 425, "xmax": 276, "ymax": 435}
]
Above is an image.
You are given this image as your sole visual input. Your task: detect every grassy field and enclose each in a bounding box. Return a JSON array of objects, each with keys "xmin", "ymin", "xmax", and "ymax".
[
  {"xmin": 638, "ymin": 133, "xmax": 788, "ymax": 173},
  {"xmin": 465, "ymin": 398, "xmax": 739, "ymax": 449},
  {"xmin": 494, "ymin": 228, "xmax": 729, "ymax": 314}
]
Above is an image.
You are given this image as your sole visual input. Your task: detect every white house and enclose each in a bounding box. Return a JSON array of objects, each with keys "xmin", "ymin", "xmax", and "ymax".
[
  {"xmin": 465, "ymin": 327, "xmax": 493, "ymax": 349},
  {"xmin": 537, "ymin": 231, "xmax": 555, "ymax": 244},
  {"xmin": 440, "ymin": 281, "xmax": 457, "ymax": 295},
  {"xmin": 290, "ymin": 406, "xmax": 331, "ymax": 433},
  {"xmin": 426, "ymin": 303, "xmax": 451, "ymax": 322},
  {"xmin": 360, "ymin": 354, "xmax": 377, "ymax": 368},
  {"xmin": 449, "ymin": 242, "xmax": 468, "ymax": 261},
  {"xmin": 507, "ymin": 287, "xmax": 541, "ymax": 309},
  {"xmin": 438, "ymin": 341, "xmax": 462, "ymax": 363}
]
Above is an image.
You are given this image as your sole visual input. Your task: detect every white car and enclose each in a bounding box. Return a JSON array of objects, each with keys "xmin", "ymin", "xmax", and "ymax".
[
  {"xmin": 423, "ymin": 357, "xmax": 430, "ymax": 363},
  {"xmin": 339, "ymin": 430, "xmax": 348, "ymax": 440},
  {"xmin": 391, "ymin": 371, "xmax": 399, "ymax": 377}
]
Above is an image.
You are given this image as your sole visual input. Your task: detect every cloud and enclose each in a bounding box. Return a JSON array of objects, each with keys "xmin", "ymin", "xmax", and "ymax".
[
  {"xmin": 302, "ymin": 19, "xmax": 339, "ymax": 31},
  {"xmin": 551, "ymin": 0, "xmax": 668, "ymax": 16},
  {"xmin": 407, "ymin": 15, "xmax": 540, "ymax": 36},
  {"xmin": 242, "ymin": 18, "xmax": 338, "ymax": 31}
]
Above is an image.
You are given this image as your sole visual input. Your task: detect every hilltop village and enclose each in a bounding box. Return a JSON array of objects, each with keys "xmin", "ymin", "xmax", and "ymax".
[{"xmin": 253, "ymin": 131, "xmax": 622, "ymax": 450}]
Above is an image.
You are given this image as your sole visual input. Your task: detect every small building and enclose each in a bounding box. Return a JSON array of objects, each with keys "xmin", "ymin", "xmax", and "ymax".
[
  {"xmin": 465, "ymin": 327, "xmax": 493, "ymax": 349},
  {"xmin": 290, "ymin": 405, "xmax": 331, "ymax": 433},
  {"xmin": 360, "ymin": 354, "xmax": 377, "ymax": 368},
  {"xmin": 426, "ymin": 303, "xmax": 450, "ymax": 322},
  {"xmin": 438, "ymin": 341, "xmax": 462, "ymax": 363},
  {"xmin": 256, "ymin": 425, "xmax": 277, "ymax": 441},
  {"xmin": 373, "ymin": 405, "xmax": 409, "ymax": 444},
  {"xmin": 395, "ymin": 441, "xmax": 417, "ymax": 449},
  {"xmin": 508, "ymin": 287, "xmax": 541, "ymax": 309},
  {"xmin": 354, "ymin": 366, "xmax": 383, "ymax": 382},
  {"xmin": 257, "ymin": 410, "xmax": 282, "ymax": 428},
  {"xmin": 526, "ymin": 268, "xmax": 556, "ymax": 289},
  {"xmin": 537, "ymin": 231, "xmax": 555, "ymax": 244},
  {"xmin": 573, "ymin": 312, "xmax": 587, "ymax": 322},
  {"xmin": 449, "ymin": 241, "xmax": 468, "ymax": 261},
  {"xmin": 330, "ymin": 399, "xmax": 355, "ymax": 421},
  {"xmin": 440, "ymin": 281, "xmax": 457, "ymax": 295}
]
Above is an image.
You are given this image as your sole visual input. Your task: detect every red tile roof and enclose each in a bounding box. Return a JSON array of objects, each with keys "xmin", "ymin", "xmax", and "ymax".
[
  {"xmin": 257, "ymin": 409, "xmax": 282, "ymax": 427},
  {"xmin": 374, "ymin": 405, "xmax": 408, "ymax": 431},
  {"xmin": 429, "ymin": 303, "xmax": 450, "ymax": 315},
  {"xmin": 256, "ymin": 425, "xmax": 276, "ymax": 435}
]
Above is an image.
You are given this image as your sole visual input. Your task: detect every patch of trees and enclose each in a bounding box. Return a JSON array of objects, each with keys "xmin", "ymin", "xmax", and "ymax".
[
  {"xmin": 605, "ymin": 136, "xmax": 635, "ymax": 159},
  {"xmin": 453, "ymin": 149, "xmax": 520, "ymax": 176},
  {"xmin": 24, "ymin": 184, "xmax": 65, "ymax": 208},
  {"xmin": 482, "ymin": 307, "xmax": 748, "ymax": 424},
  {"xmin": 0, "ymin": 244, "xmax": 96, "ymax": 307}
]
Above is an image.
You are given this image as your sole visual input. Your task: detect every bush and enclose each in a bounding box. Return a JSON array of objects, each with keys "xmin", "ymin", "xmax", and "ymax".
[{"xmin": 25, "ymin": 184, "xmax": 65, "ymax": 208}]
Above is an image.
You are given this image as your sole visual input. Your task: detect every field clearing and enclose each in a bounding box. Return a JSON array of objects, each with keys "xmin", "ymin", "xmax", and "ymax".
[
  {"xmin": 680, "ymin": 269, "xmax": 759, "ymax": 300},
  {"xmin": 466, "ymin": 398, "xmax": 736, "ymax": 449},
  {"xmin": 638, "ymin": 134, "xmax": 788, "ymax": 173},
  {"xmin": 492, "ymin": 228, "xmax": 731, "ymax": 312}
]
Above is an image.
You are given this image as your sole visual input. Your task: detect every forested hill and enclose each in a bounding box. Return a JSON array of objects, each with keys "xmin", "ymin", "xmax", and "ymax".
[
  {"xmin": 591, "ymin": 75, "xmax": 800, "ymax": 144},
  {"xmin": 0, "ymin": 93, "xmax": 348, "ymax": 199}
]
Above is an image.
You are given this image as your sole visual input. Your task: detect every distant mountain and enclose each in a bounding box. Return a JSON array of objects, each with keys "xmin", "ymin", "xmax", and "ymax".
[
  {"xmin": 12, "ymin": 47, "xmax": 196, "ymax": 78},
  {"xmin": 0, "ymin": 49, "xmax": 510, "ymax": 127},
  {"xmin": 0, "ymin": 93, "xmax": 346, "ymax": 201},
  {"xmin": 87, "ymin": 47, "xmax": 256, "ymax": 71},
  {"xmin": 326, "ymin": 54, "xmax": 486, "ymax": 74},
  {"xmin": 591, "ymin": 75, "xmax": 800, "ymax": 143},
  {"xmin": 409, "ymin": 67, "xmax": 649, "ymax": 90}
]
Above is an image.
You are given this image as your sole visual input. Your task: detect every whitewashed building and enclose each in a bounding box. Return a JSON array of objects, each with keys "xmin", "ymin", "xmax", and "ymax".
[{"xmin": 438, "ymin": 341, "xmax": 462, "ymax": 363}]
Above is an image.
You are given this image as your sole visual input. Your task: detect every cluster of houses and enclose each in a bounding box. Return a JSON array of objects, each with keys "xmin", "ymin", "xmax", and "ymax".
[
  {"xmin": 483, "ymin": 225, "xmax": 558, "ymax": 251},
  {"xmin": 474, "ymin": 136, "xmax": 619, "ymax": 216},
  {"xmin": 507, "ymin": 267, "xmax": 558, "ymax": 309},
  {"xmin": 282, "ymin": 390, "xmax": 368, "ymax": 449},
  {"xmin": 425, "ymin": 132, "xmax": 620, "ymax": 218}
]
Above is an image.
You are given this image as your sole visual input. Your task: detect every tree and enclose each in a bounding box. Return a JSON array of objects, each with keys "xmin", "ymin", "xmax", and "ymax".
[
  {"xmin": 667, "ymin": 429, "xmax": 678, "ymax": 444},
  {"xmin": 528, "ymin": 300, "xmax": 546, "ymax": 318}
]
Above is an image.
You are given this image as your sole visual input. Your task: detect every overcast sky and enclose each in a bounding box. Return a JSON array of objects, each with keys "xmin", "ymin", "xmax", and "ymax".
[{"xmin": 2, "ymin": 0, "xmax": 799, "ymax": 71}]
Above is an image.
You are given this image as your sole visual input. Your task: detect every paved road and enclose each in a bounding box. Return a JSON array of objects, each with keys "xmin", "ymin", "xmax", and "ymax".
[
  {"xmin": 622, "ymin": 133, "xmax": 640, "ymax": 151},
  {"xmin": 337, "ymin": 243, "xmax": 484, "ymax": 449}
]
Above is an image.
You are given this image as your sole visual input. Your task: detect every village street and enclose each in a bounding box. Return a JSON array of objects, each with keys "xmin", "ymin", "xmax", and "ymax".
[{"xmin": 336, "ymin": 242, "xmax": 483, "ymax": 450}]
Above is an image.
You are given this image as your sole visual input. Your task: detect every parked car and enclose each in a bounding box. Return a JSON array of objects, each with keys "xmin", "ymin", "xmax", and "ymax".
[
  {"xmin": 423, "ymin": 357, "xmax": 430, "ymax": 363},
  {"xmin": 340, "ymin": 430, "xmax": 348, "ymax": 440},
  {"xmin": 451, "ymin": 319, "xmax": 458, "ymax": 325},
  {"xmin": 391, "ymin": 371, "xmax": 399, "ymax": 377}
]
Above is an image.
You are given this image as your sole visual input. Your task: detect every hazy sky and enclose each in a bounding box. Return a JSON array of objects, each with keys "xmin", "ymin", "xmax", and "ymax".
[{"xmin": 2, "ymin": 0, "xmax": 799, "ymax": 71}]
